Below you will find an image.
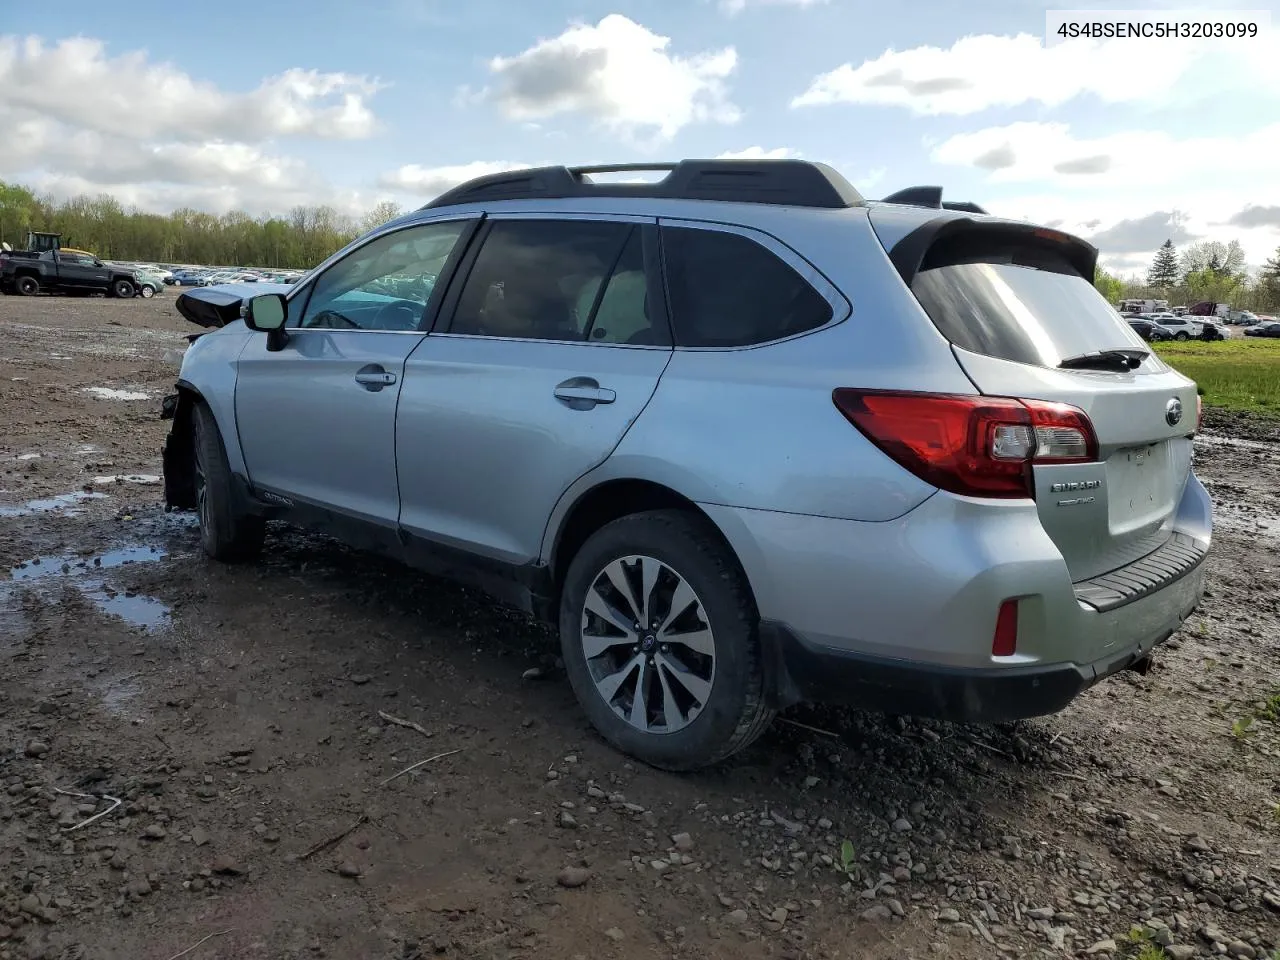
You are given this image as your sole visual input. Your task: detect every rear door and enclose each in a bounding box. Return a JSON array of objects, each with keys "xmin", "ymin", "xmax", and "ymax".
[
  {"xmin": 886, "ymin": 218, "xmax": 1199, "ymax": 583},
  {"xmin": 396, "ymin": 214, "xmax": 671, "ymax": 564}
]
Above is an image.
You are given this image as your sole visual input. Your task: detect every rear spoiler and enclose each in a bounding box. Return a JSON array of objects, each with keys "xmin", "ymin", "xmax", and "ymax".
[
  {"xmin": 886, "ymin": 217, "xmax": 1099, "ymax": 286},
  {"xmin": 174, "ymin": 282, "xmax": 293, "ymax": 329}
]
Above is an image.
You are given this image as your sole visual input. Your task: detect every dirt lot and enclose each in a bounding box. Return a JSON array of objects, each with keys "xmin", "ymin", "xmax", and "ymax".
[{"xmin": 1, "ymin": 292, "xmax": 1278, "ymax": 960}]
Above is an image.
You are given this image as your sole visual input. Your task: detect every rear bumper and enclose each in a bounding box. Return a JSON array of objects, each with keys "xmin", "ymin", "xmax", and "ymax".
[
  {"xmin": 762, "ymin": 561, "xmax": 1203, "ymax": 721},
  {"xmin": 701, "ymin": 471, "xmax": 1211, "ymax": 718}
]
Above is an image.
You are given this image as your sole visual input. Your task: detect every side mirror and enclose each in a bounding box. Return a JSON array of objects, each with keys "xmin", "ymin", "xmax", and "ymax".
[
  {"xmin": 245, "ymin": 293, "xmax": 287, "ymax": 331},
  {"xmin": 245, "ymin": 293, "xmax": 289, "ymax": 352}
]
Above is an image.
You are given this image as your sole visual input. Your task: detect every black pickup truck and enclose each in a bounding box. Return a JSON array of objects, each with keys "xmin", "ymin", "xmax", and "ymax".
[{"xmin": 0, "ymin": 249, "xmax": 138, "ymax": 298}]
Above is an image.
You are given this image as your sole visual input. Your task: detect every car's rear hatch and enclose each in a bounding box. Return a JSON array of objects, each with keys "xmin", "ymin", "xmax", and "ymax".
[{"xmin": 874, "ymin": 213, "xmax": 1200, "ymax": 584}]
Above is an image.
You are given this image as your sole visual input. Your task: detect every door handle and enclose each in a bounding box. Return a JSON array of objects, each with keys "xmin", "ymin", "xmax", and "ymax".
[
  {"xmin": 355, "ymin": 364, "xmax": 397, "ymax": 391},
  {"xmin": 554, "ymin": 377, "xmax": 615, "ymax": 408}
]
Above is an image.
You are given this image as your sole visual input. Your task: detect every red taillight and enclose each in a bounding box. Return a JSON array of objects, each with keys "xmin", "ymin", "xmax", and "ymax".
[
  {"xmin": 992, "ymin": 599, "xmax": 1019, "ymax": 657},
  {"xmin": 831, "ymin": 389, "xmax": 1098, "ymax": 499}
]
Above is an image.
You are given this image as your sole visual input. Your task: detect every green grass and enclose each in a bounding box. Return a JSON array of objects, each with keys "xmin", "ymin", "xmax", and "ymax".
[{"xmin": 1153, "ymin": 338, "xmax": 1280, "ymax": 418}]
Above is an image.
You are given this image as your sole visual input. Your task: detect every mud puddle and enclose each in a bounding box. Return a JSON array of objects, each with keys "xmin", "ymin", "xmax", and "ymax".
[
  {"xmin": 81, "ymin": 386, "xmax": 150, "ymax": 401},
  {"xmin": 5, "ymin": 543, "xmax": 173, "ymax": 629},
  {"xmin": 0, "ymin": 490, "xmax": 108, "ymax": 518}
]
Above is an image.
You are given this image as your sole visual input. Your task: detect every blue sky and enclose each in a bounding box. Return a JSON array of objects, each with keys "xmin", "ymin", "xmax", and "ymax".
[{"xmin": 2, "ymin": 0, "xmax": 1278, "ymax": 273}]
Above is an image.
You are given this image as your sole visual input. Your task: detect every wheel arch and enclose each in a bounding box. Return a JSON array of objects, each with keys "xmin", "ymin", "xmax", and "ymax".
[
  {"xmin": 162, "ymin": 376, "xmax": 249, "ymax": 499},
  {"xmin": 545, "ymin": 475, "xmax": 760, "ymax": 622}
]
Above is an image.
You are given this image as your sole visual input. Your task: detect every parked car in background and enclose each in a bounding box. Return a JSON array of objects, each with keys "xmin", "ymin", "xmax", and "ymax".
[
  {"xmin": 1146, "ymin": 313, "xmax": 1205, "ymax": 340},
  {"xmin": 1200, "ymin": 319, "xmax": 1227, "ymax": 341},
  {"xmin": 1244, "ymin": 321, "xmax": 1280, "ymax": 338},
  {"xmin": 1128, "ymin": 318, "xmax": 1173, "ymax": 342},
  {"xmin": 161, "ymin": 159, "xmax": 1213, "ymax": 770},
  {"xmin": 132, "ymin": 268, "xmax": 167, "ymax": 298}
]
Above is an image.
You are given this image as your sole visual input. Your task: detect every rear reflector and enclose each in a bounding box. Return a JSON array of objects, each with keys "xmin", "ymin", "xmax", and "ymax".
[
  {"xmin": 992, "ymin": 599, "xmax": 1019, "ymax": 657},
  {"xmin": 832, "ymin": 390, "xmax": 1099, "ymax": 499}
]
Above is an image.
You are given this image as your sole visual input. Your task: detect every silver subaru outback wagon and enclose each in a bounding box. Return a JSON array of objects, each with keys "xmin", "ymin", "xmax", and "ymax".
[{"xmin": 162, "ymin": 160, "xmax": 1212, "ymax": 770}]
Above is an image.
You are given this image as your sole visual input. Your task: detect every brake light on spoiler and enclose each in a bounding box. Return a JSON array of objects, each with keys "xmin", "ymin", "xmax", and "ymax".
[{"xmin": 832, "ymin": 390, "xmax": 1099, "ymax": 499}]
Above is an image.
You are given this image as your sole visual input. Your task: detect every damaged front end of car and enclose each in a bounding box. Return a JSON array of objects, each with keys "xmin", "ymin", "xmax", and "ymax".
[{"xmin": 160, "ymin": 282, "xmax": 296, "ymax": 513}]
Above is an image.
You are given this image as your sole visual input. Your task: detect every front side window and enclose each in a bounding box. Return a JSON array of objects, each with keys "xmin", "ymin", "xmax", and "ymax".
[
  {"xmin": 661, "ymin": 226, "xmax": 834, "ymax": 348},
  {"xmin": 295, "ymin": 219, "xmax": 469, "ymax": 331},
  {"xmin": 448, "ymin": 219, "xmax": 650, "ymax": 342}
]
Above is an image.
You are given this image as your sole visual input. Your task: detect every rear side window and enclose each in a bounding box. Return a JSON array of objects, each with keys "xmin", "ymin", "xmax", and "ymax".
[
  {"xmin": 910, "ymin": 236, "xmax": 1145, "ymax": 367},
  {"xmin": 449, "ymin": 219, "xmax": 641, "ymax": 342},
  {"xmin": 662, "ymin": 226, "xmax": 833, "ymax": 348}
]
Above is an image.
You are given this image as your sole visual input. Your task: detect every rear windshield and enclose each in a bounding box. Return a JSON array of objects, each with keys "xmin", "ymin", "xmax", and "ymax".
[{"xmin": 910, "ymin": 238, "xmax": 1147, "ymax": 368}]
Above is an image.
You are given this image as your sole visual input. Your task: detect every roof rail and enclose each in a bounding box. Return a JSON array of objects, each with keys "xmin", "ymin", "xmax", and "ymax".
[
  {"xmin": 421, "ymin": 160, "xmax": 866, "ymax": 210},
  {"xmin": 879, "ymin": 185, "xmax": 988, "ymax": 216}
]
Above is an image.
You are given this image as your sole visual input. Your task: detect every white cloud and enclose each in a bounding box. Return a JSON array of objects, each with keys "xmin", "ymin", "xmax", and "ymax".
[
  {"xmin": 480, "ymin": 15, "xmax": 740, "ymax": 143},
  {"xmin": 718, "ymin": 0, "xmax": 828, "ymax": 15},
  {"xmin": 0, "ymin": 114, "xmax": 310, "ymax": 193},
  {"xmin": 931, "ymin": 121, "xmax": 1280, "ymax": 190},
  {"xmin": 791, "ymin": 31, "xmax": 1278, "ymax": 114},
  {"xmin": 20, "ymin": 172, "xmax": 380, "ymax": 220},
  {"xmin": 0, "ymin": 35, "xmax": 384, "ymax": 141},
  {"xmin": 715, "ymin": 146, "xmax": 802, "ymax": 160},
  {"xmin": 986, "ymin": 189, "xmax": 1280, "ymax": 268},
  {"xmin": 0, "ymin": 33, "xmax": 394, "ymax": 217},
  {"xmin": 853, "ymin": 166, "xmax": 887, "ymax": 193},
  {"xmin": 378, "ymin": 161, "xmax": 531, "ymax": 197}
]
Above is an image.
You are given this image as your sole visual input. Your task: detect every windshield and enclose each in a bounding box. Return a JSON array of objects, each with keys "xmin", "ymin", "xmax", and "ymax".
[{"xmin": 910, "ymin": 242, "xmax": 1155, "ymax": 370}]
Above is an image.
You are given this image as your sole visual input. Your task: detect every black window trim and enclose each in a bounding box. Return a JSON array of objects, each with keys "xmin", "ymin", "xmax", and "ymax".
[
  {"xmin": 284, "ymin": 213, "xmax": 484, "ymax": 335},
  {"xmin": 430, "ymin": 212, "xmax": 673, "ymax": 349},
  {"xmin": 655, "ymin": 216, "xmax": 851, "ymax": 352}
]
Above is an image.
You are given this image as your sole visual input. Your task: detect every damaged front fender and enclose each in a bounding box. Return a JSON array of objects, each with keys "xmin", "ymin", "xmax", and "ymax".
[{"xmin": 160, "ymin": 387, "xmax": 197, "ymax": 511}]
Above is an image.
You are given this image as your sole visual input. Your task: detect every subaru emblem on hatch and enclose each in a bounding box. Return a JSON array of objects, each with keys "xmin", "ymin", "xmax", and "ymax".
[{"xmin": 1165, "ymin": 397, "xmax": 1183, "ymax": 426}]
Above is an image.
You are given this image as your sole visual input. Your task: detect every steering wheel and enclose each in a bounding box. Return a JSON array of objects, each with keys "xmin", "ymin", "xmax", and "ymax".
[{"xmin": 372, "ymin": 301, "xmax": 422, "ymax": 331}]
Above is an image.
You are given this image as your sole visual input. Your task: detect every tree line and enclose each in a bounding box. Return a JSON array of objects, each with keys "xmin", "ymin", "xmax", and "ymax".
[
  {"xmin": 5, "ymin": 178, "xmax": 1280, "ymax": 308},
  {"xmin": 0, "ymin": 181, "xmax": 405, "ymax": 269},
  {"xmin": 1094, "ymin": 237, "xmax": 1280, "ymax": 313}
]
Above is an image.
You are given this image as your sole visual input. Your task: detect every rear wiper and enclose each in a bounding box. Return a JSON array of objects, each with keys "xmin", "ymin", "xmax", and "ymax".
[{"xmin": 1058, "ymin": 348, "xmax": 1148, "ymax": 371}]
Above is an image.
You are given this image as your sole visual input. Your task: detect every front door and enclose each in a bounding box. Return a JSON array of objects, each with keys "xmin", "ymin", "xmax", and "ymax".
[
  {"xmin": 397, "ymin": 215, "xmax": 672, "ymax": 564},
  {"xmin": 233, "ymin": 216, "xmax": 478, "ymax": 528}
]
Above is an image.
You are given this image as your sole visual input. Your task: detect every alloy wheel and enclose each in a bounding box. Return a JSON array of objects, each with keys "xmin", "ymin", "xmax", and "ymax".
[{"xmin": 579, "ymin": 554, "xmax": 716, "ymax": 735}]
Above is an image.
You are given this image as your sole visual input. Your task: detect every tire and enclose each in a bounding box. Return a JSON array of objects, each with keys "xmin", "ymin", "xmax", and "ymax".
[
  {"xmin": 558, "ymin": 509, "xmax": 774, "ymax": 771},
  {"xmin": 139, "ymin": 284, "xmax": 155, "ymax": 298},
  {"xmin": 112, "ymin": 279, "xmax": 135, "ymax": 298},
  {"xmin": 192, "ymin": 400, "xmax": 266, "ymax": 563},
  {"xmin": 16, "ymin": 275, "xmax": 39, "ymax": 296},
  {"xmin": 1175, "ymin": 331, "xmax": 1189, "ymax": 341}
]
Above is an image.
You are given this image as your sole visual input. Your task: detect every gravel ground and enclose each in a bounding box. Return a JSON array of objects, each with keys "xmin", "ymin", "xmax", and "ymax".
[{"xmin": 1, "ymin": 293, "xmax": 1278, "ymax": 960}]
